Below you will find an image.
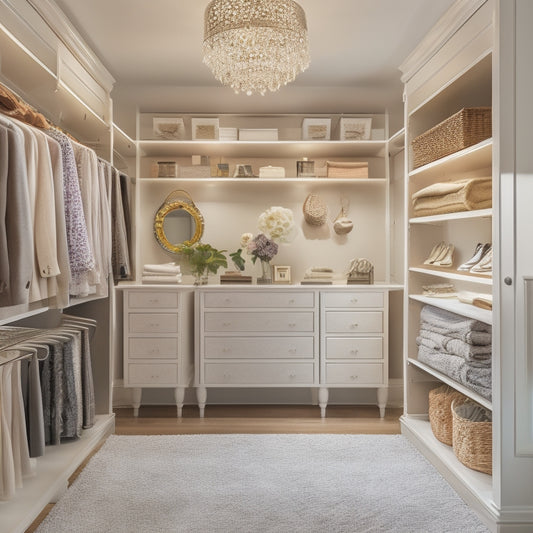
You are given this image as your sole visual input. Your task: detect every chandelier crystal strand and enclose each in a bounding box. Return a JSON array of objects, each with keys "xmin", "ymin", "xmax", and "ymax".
[{"xmin": 203, "ymin": 0, "xmax": 310, "ymax": 96}]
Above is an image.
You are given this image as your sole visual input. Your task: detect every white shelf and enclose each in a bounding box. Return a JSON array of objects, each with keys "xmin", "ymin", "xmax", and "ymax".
[
  {"xmin": 409, "ymin": 294, "xmax": 492, "ymax": 324},
  {"xmin": 408, "ymin": 138, "xmax": 492, "ymax": 180},
  {"xmin": 407, "ymin": 357, "xmax": 492, "ymax": 409},
  {"xmin": 388, "ymin": 128, "xmax": 405, "ymax": 156},
  {"xmin": 138, "ymin": 140, "xmax": 387, "ymax": 158},
  {"xmin": 2, "ymin": 414, "xmax": 115, "ymax": 533},
  {"xmin": 401, "ymin": 416, "xmax": 494, "ymax": 512},
  {"xmin": 409, "ymin": 267, "xmax": 492, "ymax": 285},
  {"xmin": 113, "ymin": 124, "xmax": 137, "ymax": 157},
  {"xmin": 137, "ymin": 177, "xmax": 387, "ymax": 185},
  {"xmin": 409, "ymin": 208, "xmax": 492, "ymax": 224}
]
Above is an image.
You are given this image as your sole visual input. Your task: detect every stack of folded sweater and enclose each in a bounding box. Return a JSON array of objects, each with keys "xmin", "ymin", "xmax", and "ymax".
[
  {"xmin": 142, "ymin": 263, "xmax": 182, "ymax": 284},
  {"xmin": 412, "ymin": 177, "xmax": 492, "ymax": 217},
  {"xmin": 416, "ymin": 305, "xmax": 492, "ymax": 400}
]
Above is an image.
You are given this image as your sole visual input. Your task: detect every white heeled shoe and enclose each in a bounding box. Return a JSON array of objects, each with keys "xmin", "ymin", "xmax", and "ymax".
[
  {"xmin": 423, "ymin": 241, "xmax": 446, "ymax": 265},
  {"xmin": 457, "ymin": 243, "xmax": 490, "ymax": 271}
]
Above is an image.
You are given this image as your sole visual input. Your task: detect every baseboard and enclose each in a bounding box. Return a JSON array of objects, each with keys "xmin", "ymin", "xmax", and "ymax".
[{"xmin": 112, "ymin": 379, "xmax": 404, "ymax": 409}]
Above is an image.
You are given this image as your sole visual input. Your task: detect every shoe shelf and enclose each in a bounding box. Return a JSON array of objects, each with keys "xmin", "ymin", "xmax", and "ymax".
[
  {"xmin": 409, "ymin": 208, "xmax": 492, "ymax": 224},
  {"xmin": 408, "ymin": 138, "xmax": 492, "ymax": 181},
  {"xmin": 136, "ymin": 177, "xmax": 387, "ymax": 185},
  {"xmin": 407, "ymin": 357, "xmax": 492, "ymax": 410},
  {"xmin": 409, "ymin": 266, "xmax": 492, "ymax": 285},
  {"xmin": 409, "ymin": 294, "xmax": 492, "ymax": 324}
]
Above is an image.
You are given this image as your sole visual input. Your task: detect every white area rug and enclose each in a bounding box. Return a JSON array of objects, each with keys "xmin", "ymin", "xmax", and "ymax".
[{"xmin": 36, "ymin": 434, "xmax": 489, "ymax": 533}]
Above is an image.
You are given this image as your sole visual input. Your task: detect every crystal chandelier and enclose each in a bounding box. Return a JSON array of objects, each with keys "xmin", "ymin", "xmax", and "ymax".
[{"xmin": 203, "ymin": 0, "xmax": 310, "ymax": 96}]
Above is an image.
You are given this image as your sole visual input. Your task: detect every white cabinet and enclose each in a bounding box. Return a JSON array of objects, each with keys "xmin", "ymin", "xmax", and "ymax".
[
  {"xmin": 196, "ymin": 286, "xmax": 397, "ymax": 418},
  {"xmin": 122, "ymin": 287, "xmax": 194, "ymax": 417},
  {"xmin": 319, "ymin": 290, "xmax": 389, "ymax": 418},
  {"xmin": 196, "ymin": 287, "xmax": 319, "ymax": 417}
]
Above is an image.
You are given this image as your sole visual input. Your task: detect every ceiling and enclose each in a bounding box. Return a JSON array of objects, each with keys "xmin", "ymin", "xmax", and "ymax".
[{"xmin": 53, "ymin": 0, "xmax": 456, "ymax": 131}]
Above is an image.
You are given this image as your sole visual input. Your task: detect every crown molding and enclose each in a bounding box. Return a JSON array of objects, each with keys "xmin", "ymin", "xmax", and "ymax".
[
  {"xmin": 28, "ymin": 0, "xmax": 115, "ymax": 92},
  {"xmin": 398, "ymin": 0, "xmax": 488, "ymax": 83}
]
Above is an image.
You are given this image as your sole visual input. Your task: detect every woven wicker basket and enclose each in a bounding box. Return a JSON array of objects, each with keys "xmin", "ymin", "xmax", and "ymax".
[
  {"xmin": 303, "ymin": 194, "xmax": 327, "ymax": 226},
  {"xmin": 428, "ymin": 385, "xmax": 466, "ymax": 446},
  {"xmin": 411, "ymin": 107, "xmax": 492, "ymax": 169},
  {"xmin": 452, "ymin": 399, "xmax": 492, "ymax": 475}
]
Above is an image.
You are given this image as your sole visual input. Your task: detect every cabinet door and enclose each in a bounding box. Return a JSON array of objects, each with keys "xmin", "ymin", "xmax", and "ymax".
[
  {"xmin": 324, "ymin": 311, "xmax": 383, "ymax": 333},
  {"xmin": 204, "ymin": 336, "xmax": 314, "ymax": 359},
  {"xmin": 203, "ymin": 291, "xmax": 315, "ymax": 308},
  {"xmin": 203, "ymin": 312, "xmax": 315, "ymax": 332},
  {"xmin": 322, "ymin": 292, "xmax": 384, "ymax": 308}
]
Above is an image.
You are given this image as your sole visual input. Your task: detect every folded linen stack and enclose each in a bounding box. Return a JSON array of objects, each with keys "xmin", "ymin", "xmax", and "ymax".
[
  {"xmin": 326, "ymin": 161, "xmax": 368, "ymax": 179},
  {"xmin": 142, "ymin": 262, "xmax": 182, "ymax": 284},
  {"xmin": 412, "ymin": 177, "xmax": 492, "ymax": 217},
  {"xmin": 301, "ymin": 267, "xmax": 334, "ymax": 285},
  {"xmin": 422, "ymin": 283, "xmax": 456, "ymax": 298},
  {"xmin": 416, "ymin": 305, "xmax": 492, "ymax": 400},
  {"xmin": 457, "ymin": 291, "xmax": 493, "ymax": 310}
]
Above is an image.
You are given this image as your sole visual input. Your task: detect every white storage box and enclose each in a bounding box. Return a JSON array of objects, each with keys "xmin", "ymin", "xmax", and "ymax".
[
  {"xmin": 179, "ymin": 165, "xmax": 211, "ymax": 178},
  {"xmin": 239, "ymin": 129, "xmax": 278, "ymax": 141},
  {"xmin": 259, "ymin": 166, "xmax": 285, "ymax": 178}
]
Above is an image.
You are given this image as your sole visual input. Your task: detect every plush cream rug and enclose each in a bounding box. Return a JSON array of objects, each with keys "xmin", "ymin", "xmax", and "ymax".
[{"xmin": 36, "ymin": 434, "xmax": 489, "ymax": 533}]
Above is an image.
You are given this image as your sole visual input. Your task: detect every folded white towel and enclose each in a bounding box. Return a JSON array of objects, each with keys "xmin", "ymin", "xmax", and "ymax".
[{"xmin": 143, "ymin": 262, "xmax": 181, "ymax": 274}]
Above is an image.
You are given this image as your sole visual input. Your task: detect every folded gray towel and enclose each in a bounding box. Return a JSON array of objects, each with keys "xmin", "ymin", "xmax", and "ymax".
[
  {"xmin": 417, "ymin": 329, "xmax": 492, "ymax": 362},
  {"xmin": 417, "ymin": 345, "xmax": 492, "ymax": 400},
  {"xmin": 420, "ymin": 305, "xmax": 491, "ymax": 335}
]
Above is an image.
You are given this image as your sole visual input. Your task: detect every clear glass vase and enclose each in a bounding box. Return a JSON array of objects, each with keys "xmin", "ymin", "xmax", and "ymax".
[
  {"xmin": 193, "ymin": 270, "xmax": 209, "ymax": 286},
  {"xmin": 257, "ymin": 260, "xmax": 273, "ymax": 284}
]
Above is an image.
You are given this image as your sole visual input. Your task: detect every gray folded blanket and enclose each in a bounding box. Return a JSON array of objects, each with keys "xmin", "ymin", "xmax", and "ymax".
[
  {"xmin": 417, "ymin": 345, "xmax": 492, "ymax": 400},
  {"xmin": 420, "ymin": 305, "xmax": 491, "ymax": 345},
  {"xmin": 417, "ymin": 328, "xmax": 492, "ymax": 362}
]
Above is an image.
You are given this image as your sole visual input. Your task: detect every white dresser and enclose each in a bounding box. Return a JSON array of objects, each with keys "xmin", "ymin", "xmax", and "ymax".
[
  {"xmin": 196, "ymin": 286, "xmax": 396, "ymax": 417},
  {"xmin": 122, "ymin": 286, "xmax": 194, "ymax": 417}
]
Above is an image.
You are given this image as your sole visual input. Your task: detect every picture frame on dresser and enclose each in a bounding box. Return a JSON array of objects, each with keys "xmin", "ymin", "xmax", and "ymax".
[{"xmin": 273, "ymin": 265, "xmax": 291, "ymax": 284}]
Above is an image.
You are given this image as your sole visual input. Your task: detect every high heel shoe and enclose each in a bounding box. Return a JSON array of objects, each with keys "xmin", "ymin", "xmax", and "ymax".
[
  {"xmin": 457, "ymin": 243, "xmax": 490, "ymax": 271},
  {"xmin": 470, "ymin": 245, "xmax": 492, "ymax": 274},
  {"xmin": 433, "ymin": 244, "xmax": 454, "ymax": 267},
  {"xmin": 423, "ymin": 241, "xmax": 446, "ymax": 265}
]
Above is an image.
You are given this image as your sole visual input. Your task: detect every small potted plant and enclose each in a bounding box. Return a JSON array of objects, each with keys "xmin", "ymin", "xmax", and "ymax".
[{"xmin": 180, "ymin": 242, "xmax": 227, "ymax": 285}]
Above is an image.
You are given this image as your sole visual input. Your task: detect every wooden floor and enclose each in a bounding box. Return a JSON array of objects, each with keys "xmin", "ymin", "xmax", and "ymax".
[{"xmin": 26, "ymin": 404, "xmax": 401, "ymax": 532}]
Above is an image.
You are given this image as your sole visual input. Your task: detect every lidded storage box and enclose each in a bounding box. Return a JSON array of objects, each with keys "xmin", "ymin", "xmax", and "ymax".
[{"xmin": 411, "ymin": 107, "xmax": 492, "ymax": 169}]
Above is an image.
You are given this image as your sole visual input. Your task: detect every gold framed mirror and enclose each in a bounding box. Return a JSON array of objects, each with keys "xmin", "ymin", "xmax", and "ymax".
[{"xmin": 154, "ymin": 190, "xmax": 204, "ymax": 253}]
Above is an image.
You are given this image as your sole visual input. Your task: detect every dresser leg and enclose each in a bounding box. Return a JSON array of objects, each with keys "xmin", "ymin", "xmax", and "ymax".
[
  {"xmin": 318, "ymin": 387, "xmax": 329, "ymax": 418},
  {"xmin": 174, "ymin": 387, "xmax": 185, "ymax": 418},
  {"xmin": 196, "ymin": 386, "xmax": 207, "ymax": 418},
  {"xmin": 377, "ymin": 387, "xmax": 388, "ymax": 418},
  {"xmin": 131, "ymin": 388, "xmax": 142, "ymax": 417}
]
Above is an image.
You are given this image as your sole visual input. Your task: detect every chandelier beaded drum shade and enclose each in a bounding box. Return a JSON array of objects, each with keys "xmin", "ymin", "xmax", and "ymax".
[{"xmin": 203, "ymin": 0, "xmax": 310, "ymax": 96}]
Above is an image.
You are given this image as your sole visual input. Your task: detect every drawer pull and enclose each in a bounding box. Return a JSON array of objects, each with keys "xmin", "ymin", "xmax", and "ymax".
[
  {"xmin": 350, "ymin": 375, "xmax": 358, "ymax": 381},
  {"xmin": 288, "ymin": 323, "xmax": 296, "ymax": 328},
  {"xmin": 288, "ymin": 348, "xmax": 297, "ymax": 354},
  {"xmin": 350, "ymin": 323, "xmax": 359, "ymax": 329},
  {"xmin": 224, "ymin": 298, "xmax": 231, "ymax": 304},
  {"xmin": 150, "ymin": 348, "xmax": 160, "ymax": 355},
  {"xmin": 288, "ymin": 299, "xmax": 295, "ymax": 304},
  {"xmin": 149, "ymin": 299, "xmax": 159, "ymax": 304},
  {"xmin": 350, "ymin": 349, "xmax": 359, "ymax": 355},
  {"xmin": 222, "ymin": 322, "xmax": 231, "ymax": 327},
  {"xmin": 350, "ymin": 298, "xmax": 358, "ymax": 303},
  {"xmin": 222, "ymin": 347, "xmax": 231, "ymax": 353},
  {"xmin": 289, "ymin": 373, "xmax": 297, "ymax": 379},
  {"xmin": 149, "ymin": 323, "xmax": 159, "ymax": 329},
  {"xmin": 223, "ymin": 373, "xmax": 231, "ymax": 379}
]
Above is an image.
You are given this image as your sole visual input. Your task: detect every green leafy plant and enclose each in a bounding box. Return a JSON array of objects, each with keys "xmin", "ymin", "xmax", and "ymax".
[
  {"xmin": 180, "ymin": 243, "xmax": 228, "ymax": 280},
  {"xmin": 229, "ymin": 249, "xmax": 246, "ymax": 271}
]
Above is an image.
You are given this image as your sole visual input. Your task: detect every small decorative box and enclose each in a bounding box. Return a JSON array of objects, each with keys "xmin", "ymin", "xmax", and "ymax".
[
  {"xmin": 155, "ymin": 161, "xmax": 178, "ymax": 178},
  {"xmin": 259, "ymin": 166, "xmax": 285, "ymax": 178},
  {"xmin": 339, "ymin": 117, "xmax": 372, "ymax": 141},
  {"xmin": 302, "ymin": 118, "xmax": 331, "ymax": 140}
]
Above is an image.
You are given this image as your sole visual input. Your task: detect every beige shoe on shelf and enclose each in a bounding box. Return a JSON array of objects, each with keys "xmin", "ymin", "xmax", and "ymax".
[
  {"xmin": 433, "ymin": 244, "xmax": 454, "ymax": 267},
  {"xmin": 423, "ymin": 241, "xmax": 446, "ymax": 265}
]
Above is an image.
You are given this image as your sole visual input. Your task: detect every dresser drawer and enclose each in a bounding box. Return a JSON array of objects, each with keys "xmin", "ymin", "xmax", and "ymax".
[
  {"xmin": 325, "ymin": 311, "xmax": 383, "ymax": 333},
  {"xmin": 203, "ymin": 291, "xmax": 314, "ymax": 308},
  {"xmin": 322, "ymin": 291, "xmax": 384, "ymax": 308},
  {"xmin": 203, "ymin": 312, "xmax": 315, "ymax": 332},
  {"xmin": 325, "ymin": 337, "xmax": 383, "ymax": 360},
  {"xmin": 127, "ymin": 291, "xmax": 179, "ymax": 309},
  {"xmin": 204, "ymin": 362, "xmax": 314, "ymax": 385},
  {"xmin": 127, "ymin": 363, "xmax": 178, "ymax": 385},
  {"xmin": 324, "ymin": 363, "xmax": 383, "ymax": 385},
  {"xmin": 128, "ymin": 337, "xmax": 179, "ymax": 359},
  {"xmin": 204, "ymin": 336, "xmax": 314, "ymax": 359},
  {"xmin": 128, "ymin": 313, "xmax": 179, "ymax": 334}
]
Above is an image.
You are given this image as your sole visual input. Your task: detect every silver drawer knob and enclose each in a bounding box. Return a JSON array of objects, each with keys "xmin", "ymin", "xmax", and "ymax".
[
  {"xmin": 149, "ymin": 299, "xmax": 159, "ymax": 304},
  {"xmin": 150, "ymin": 349, "xmax": 160, "ymax": 355},
  {"xmin": 288, "ymin": 299, "xmax": 295, "ymax": 304},
  {"xmin": 350, "ymin": 298, "xmax": 358, "ymax": 303},
  {"xmin": 350, "ymin": 323, "xmax": 359, "ymax": 329},
  {"xmin": 350, "ymin": 349, "xmax": 359, "ymax": 355},
  {"xmin": 288, "ymin": 323, "xmax": 296, "ymax": 327},
  {"xmin": 350, "ymin": 375, "xmax": 358, "ymax": 381},
  {"xmin": 289, "ymin": 373, "xmax": 296, "ymax": 379},
  {"xmin": 288, "ymin": 348, "xmax": 296, "ymax": 354},
  {"xmin": 222, "ymin": 347, "xmax": 230, "ymax": 353},
  {"xmin": 222, "ymin": 322, "xmax": 231, "ymax": 327}
]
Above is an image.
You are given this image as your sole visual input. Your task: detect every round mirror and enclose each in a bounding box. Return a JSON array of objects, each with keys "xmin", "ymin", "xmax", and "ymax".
[{"xmin": 154, "ymin": 190, "xmax": 204, "ymax": 253}]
